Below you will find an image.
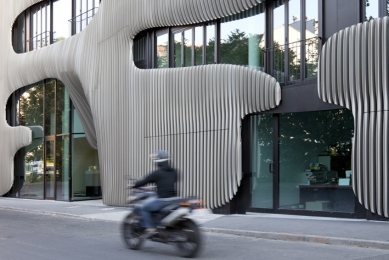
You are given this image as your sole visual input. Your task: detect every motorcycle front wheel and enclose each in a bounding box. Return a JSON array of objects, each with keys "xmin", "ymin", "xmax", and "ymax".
[
  {"xmin": 121, "ymin": 212, "xmax": 144, "ymax": 250},
  {"xmin": 176, "ymin": 219, "xmax": 201, "ymax": 258}
]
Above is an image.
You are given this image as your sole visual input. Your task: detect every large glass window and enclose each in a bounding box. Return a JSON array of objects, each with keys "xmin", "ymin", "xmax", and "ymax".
[
  {"xmin": 278, "ymin": 109, "xmax": 354, "ymax": 213},
  {"xmin": 15, "ymin": 79, "xmax": 100, "ymax": 201},
  {"xmin": 273, "ymin": 1, "xmax": 285, "ymax": 83},
  {"xmin": 220, "ymin": 5, "xmax": 265, "ymax": 70}
]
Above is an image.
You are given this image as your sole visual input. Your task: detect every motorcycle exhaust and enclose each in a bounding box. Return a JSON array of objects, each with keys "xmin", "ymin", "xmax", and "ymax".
[{"xmin": 161, "ymin": 207, "xmax": 190, "ymax": 227}]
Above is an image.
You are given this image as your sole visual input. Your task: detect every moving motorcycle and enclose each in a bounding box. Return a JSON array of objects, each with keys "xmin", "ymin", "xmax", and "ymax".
[{"xmin": 121, "ymin": 186, "xmax": 204, "ymax": 258}]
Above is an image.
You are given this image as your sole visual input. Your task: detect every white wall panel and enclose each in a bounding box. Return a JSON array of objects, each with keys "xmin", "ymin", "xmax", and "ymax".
[
  {"xmin": 318, "ymin": 17, "xmax": 389, "ymax": 217},
  {"xmin": 0, "ymin": 0, "xmax": 283, "ymax": 208}
]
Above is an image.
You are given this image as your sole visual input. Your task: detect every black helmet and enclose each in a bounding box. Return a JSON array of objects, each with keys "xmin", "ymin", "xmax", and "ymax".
[{"xmin": 150, "ymin": 150, "xmax": 170, "ymax": 162}]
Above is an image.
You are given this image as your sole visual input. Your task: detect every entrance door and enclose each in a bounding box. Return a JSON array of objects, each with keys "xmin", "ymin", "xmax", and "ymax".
[
  {"xmin": 250, "ymin": 114, "xmax": 276, "ymax": 209},
  {"xmin": 44, "ymin": 138, "xmax": 55, "ymax": 199}
]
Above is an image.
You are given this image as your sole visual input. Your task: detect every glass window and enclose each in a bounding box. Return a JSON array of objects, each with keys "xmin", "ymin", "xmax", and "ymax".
[
  {"xmin": 273, "ymin": 1, "xmax": 285, "ymax": 83},
  {"xmin": 53, "ymin": 0, "xmax": 71, "ymax": 42},
  {"xmin": 73, "ymin": 106, "xmax": 85, "ymax": 133},
  {"xmin": 206, "ymin": 23, "xmax": 215, "ymax": 64},
  {"xmin": 278, "ymin": 109, "xmax": 354, "ymax": 213},
  {"xmin": 18, "ymin": 84, "xmax": 44, "ymax": 128},
  {"xmin": 251, "ymin": 114, "xmax": 273, "ymax": 208},
  {"xmin": 19, "ymin": 144, "xmax": 44, "ymax": 199},
  {"xmin": 174, "ymin": 32, "xmax": 182, "ymax": 68},
  {"xmin": 194, "ymin": 26, "xmax": 203, "ymax": 65},
  {"xmin": 56, "ymin": 135, "xmax": 70, "ymax": 201},
  {"xmin": 157, "ymin": 33, "xmax": 169, "ymax": 68},
  {"xmin": 288, "ymin": 0, "xmax": 301, "ymax": 81},
  {"xmin": 56, "ymin": 80, "xmax": 71, "ymax": 134},
  {"xmin": 44, "ymin": 80, "xmax": 56, "ymax": 136},
  {"xmin": 72, "ymin": 134, "xmax": 101, "ymax": 200},
  {"xmin": 366, "ymin": 0, "xmax": 379, "ymax": 21},
  {"xmin": 305, "ymin": 0, "xmax": 319, "ymax": 78},
  {"xmin": 184, "ymin": 29, "xmax": 193, "ymax": 67},
  {"xmin": 220, "ymin": 5, "xmax": 265, "ymax": 70}
]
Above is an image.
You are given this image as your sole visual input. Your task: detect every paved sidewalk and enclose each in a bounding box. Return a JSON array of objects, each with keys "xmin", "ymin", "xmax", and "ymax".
[{"xmin": 0, "ymin": 198, "xmax": 388, "ymax": 250}]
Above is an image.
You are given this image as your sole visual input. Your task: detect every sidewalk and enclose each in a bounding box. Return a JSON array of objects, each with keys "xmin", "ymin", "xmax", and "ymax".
[{"xmin": 0, "ymin": 197, "xmax": 388, "ymax": 250}]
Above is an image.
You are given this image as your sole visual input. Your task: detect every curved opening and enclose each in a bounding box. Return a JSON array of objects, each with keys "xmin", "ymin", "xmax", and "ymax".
[
  {"xmin": 133, "ymin": 1, "xmax": 319, "ymax": 86},
  {"xmin": 12, "ymin": 0, "xmax": 101, "ymax": 53},
  {"xmin": 6, "ymin": 79, "xmax": 100, "ymax": 201}
]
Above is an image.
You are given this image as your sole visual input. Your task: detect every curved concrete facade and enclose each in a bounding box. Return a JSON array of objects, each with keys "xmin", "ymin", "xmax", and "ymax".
[
  {"xmin": 0, "ymin": 0, "xmax": 282, "ymax": 208},
  {"xmin": 318, "ymin": 17, "xmax": 389, "ymax": 217}
]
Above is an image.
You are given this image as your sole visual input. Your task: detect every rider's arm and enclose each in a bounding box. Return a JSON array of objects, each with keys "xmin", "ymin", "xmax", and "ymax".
[{"xmin": 133, "ymin": 171, "xmax": 157, "ymax": 188}]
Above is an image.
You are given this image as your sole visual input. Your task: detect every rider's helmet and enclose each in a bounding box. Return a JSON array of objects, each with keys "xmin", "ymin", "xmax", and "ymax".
[{"xmin": 150, "ymin": 150, "xmax": 170, "ymax": 163}]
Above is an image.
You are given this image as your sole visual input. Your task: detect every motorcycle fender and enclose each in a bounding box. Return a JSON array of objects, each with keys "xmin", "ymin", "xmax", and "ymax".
[{"xmin": 161, "ymin": 207, "xmax": 190, "ymax": 227}]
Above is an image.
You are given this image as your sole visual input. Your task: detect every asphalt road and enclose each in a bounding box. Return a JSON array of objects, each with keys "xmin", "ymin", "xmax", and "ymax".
[{"xmin": 0, "ymin": 209, "xmax": 388, "ymax": 260}]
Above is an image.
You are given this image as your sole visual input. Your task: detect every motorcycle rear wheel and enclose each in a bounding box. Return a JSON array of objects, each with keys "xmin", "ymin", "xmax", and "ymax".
[
  {"xmin": 121, "ymin": 212, "xmax": 144, "ymax": 250},
  {"xmin": 176, "ymin": 219, "xmax": 201, "ymax": 258}
]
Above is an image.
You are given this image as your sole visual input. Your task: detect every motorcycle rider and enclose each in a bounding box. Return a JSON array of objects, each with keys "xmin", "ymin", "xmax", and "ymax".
[{"xmin": 133, "ymin": 150, "xmax": 178, "ymax": 237}]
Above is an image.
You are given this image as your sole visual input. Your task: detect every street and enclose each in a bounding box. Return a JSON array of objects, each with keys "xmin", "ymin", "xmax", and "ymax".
[{"xmin": 0, "ymin": 209, "xmax": 388, "ymax": 260}]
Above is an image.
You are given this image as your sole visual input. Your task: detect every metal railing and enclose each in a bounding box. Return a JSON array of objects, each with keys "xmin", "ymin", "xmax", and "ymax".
[
  {"xmin": 26, "ymin": 31, "xmax": 51, "ymax": 51},
  {"xmin": 68, "ymin": 7, "xmax": 99, "ymax": 35},
  {"xmin": 265, "ymin": 37, "xmax": 320, "ymax": 84}
]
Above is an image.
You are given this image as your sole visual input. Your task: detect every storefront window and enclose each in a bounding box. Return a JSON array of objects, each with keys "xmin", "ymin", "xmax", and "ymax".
[
  {"xmin": 278, "ymin": 109, "xmax": 354, "ymax": 213},
  {"xmin": 44, "ymin": 80, "xmax": 56, "ymax": 136},
  {"xmin": 251, "ymin": 114, "xmax": 273, "ymax": 208},
  {"xmin": 220, "ymin": 4, "xmax": 265, "ymax": 71},
  {"xmin": 56, "ymin": 80, "xmax": 71, "ymax": 134},
  {"xmin": 56, "ymin": 135, "xmax": 70, "ymax": 201},
  {"xmin": 19, "ymin": 144, "xmax": 44, "ymax": 199},
  {"xmin": 72, "ymin": 134, "xmax": 100, "ymax": 200}
]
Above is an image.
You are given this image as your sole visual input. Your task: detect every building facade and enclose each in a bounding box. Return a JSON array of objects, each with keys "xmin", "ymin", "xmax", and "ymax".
[{"xmin": 1, "ymin": 0, "xmax": 388, "ymax": 220}]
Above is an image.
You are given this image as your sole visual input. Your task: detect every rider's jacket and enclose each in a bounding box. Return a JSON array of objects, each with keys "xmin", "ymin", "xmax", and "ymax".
[{"xmin": 134, "ymin": 161, "xmax": 177, "ymax": 198}]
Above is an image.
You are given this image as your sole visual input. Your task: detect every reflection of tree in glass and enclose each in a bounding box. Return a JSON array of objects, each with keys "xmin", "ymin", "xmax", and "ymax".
[
  {"xmin": 157, "ymin": 42, "xmax": 168, "ymax": 68},
  {"xmin": 220, "ymin": 29, "xmax": 265, "ymax": 69},
  {"xmin": 19, "ymin": 84, "xmax": 44, "ymax": 127},
  {"xmin": 256, "ymin": 110, "xmax": 354, "ymax": 177}
]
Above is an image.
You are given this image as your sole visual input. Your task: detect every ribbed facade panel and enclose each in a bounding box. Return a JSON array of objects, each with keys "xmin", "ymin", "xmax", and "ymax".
[
  {"xmin": 318, "ymin": 17, "xmax": 389, "ymax": 217},
  {"xmin": 0, "ymin": 0, "xmax": 283, "ymax": 208}
]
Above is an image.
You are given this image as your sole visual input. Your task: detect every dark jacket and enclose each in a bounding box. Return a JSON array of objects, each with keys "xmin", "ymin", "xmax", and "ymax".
[{"xmin": 134, "ymin": 161, "xmax": 177, "ymax": 198}]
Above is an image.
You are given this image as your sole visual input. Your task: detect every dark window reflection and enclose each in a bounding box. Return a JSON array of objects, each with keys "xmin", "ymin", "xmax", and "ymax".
[
  {"xmin": 56, "ymin": 135, "xmax": 70, "ymax": 201},
  {"xmin": 278, "ymin": 109, "xmax": 354, "ymax": 212},
  {"xmin": 19, "ymin": 144, "xmax": 44, "ymax": 199},
  {"xmin": 56, "ymin": 80, "xmax": 71, "ymax": 135},
  {"xmin": 72, "ymin": 134, "xmax": 101, "ymax": 199},
  {"xmin": 44, "ymin": 80, "xmax": 56, "ymax": 136}
]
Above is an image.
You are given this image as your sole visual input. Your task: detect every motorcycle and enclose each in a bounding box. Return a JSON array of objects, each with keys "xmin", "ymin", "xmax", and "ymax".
[{"xmin": 121, "ymin": 186, "xmax": 204, "ymax": 258}]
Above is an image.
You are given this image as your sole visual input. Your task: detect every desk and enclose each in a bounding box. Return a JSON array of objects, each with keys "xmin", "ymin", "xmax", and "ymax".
[{"xmin": 299, "ymin": 184, "xmax": 354, "ymax": 212}]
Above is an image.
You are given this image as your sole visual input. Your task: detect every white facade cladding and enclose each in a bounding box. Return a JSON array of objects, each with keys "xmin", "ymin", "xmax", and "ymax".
[
  {"xmin": 0, "ymin": 0, "xmax": 282, "ymax": 208},
  {"xmin": 318, "ymin": 17, "xmax": 389, "ymax": 218}
]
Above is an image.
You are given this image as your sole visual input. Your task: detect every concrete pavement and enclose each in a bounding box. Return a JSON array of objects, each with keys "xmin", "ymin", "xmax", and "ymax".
[{"xmin": 0, "ymin": 197, "xmax": 388, "ymax": 250}]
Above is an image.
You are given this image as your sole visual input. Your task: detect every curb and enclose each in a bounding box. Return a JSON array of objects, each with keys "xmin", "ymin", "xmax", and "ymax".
[{"xmin": 201, "ymin": 227, "xmax": 389, "ymax": 250}]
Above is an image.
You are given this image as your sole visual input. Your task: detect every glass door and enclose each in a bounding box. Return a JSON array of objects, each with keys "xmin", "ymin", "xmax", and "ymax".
[
  {"xmin": 251, "ymin": 114, "xmax": 275, "ymax": 209},
  {"xmin": 44, "ymin": 138, "xmax": 55, "ymax": 199}
]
